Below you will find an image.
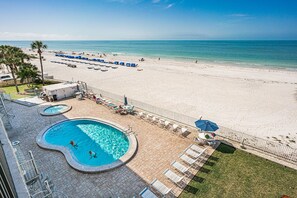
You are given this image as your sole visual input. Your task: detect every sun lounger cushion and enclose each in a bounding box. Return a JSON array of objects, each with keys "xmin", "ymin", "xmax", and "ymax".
[
  {"xmin": 164, "ymin": 169, "xmax": 183, "ymax": 184},
  {"xmin": 171, "ymin": 161, "xmax": 190, "ymax": 174},
  {"xmin": 139, "ymin": 187, "xmax": 158, "ymax": 198},
  {"xmin": 151, "ymin": 179, "xmax": 172, "ymax": 196}
]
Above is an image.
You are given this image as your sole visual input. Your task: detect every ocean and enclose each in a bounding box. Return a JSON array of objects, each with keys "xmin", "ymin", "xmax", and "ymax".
[{"xmin": 1, "ymin": 40, "xmax": 297, "ymax": 69}]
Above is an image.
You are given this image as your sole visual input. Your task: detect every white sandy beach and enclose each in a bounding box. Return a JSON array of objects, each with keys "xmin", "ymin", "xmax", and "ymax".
[{"xmin": 26, "ymin": 49, "xmax": 297, "ymax": 147}]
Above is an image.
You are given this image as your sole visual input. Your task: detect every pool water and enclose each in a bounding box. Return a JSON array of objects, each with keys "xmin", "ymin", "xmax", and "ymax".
[
  {"xmin": 44, "ymin": 119, "xmax": 129, "ymax": 167},
  {"xmin": 44, "ymin": 105, "xmax": 69, "ymax": 114}
]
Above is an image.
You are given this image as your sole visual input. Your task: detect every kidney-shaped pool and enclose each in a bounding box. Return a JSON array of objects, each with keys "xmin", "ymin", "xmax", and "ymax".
[{"xmin": 36, "ymin": 118, "xmax": 137, "ymax": 172}]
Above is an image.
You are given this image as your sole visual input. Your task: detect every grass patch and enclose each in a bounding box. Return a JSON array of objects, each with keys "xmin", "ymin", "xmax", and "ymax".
[
  {"xmin": 179, "ymin": 143, "xmax": 297, "ymax": 198},
  {"xmin": 0, "ymin": 81, "xmax": 56, "ymax": 99}
]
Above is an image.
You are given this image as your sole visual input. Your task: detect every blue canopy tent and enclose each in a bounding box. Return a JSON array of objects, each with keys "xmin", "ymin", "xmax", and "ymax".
[
  {"xmin": 126, "ymin": 63, "xmax": 131, "ymax": 67},
  {"xmin": 120, "ymin": 62, "xmax": 125, "ymax": 66},
  {"xmin": 195, "ymin": 120, "xmax": 219, "ymax": 132}
]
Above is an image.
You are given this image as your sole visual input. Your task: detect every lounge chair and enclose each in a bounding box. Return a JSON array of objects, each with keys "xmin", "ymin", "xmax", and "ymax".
[
  {"xmin": 163, "ymin": 169, "xmax": 184, "ymax": 187},
  {"xmin": 146, "ymin": 114, "xmax": 152, "ymax": 121},
  {"xmin": 172, "ymin": 124, "xmax": 179, "ymax": 132},
  {"xmin": 138, "ymin": 112, "xmax": 146, "ymax": 119},
  {"xmin": 164, "ymin": 121, "xmax": 171, "ymax": 128},
  {"xmin": 185, "ymin": 148, "xmax": 203, "ymax": 159},
  {"xmin": 139, "ymin": 187, "xmax": 158, "ymax": 198},
  {"xmin": 179, "ymin": 154, "xmax": 198, "ymax": 166},
  {"xmin": 150, "ymin": 179, "xmax": 172, "ymax": 196},
  {"xmin": 180, "ymin": 127, "xmax": 188, "ymax": 135},
  {"xmin": 189, "ymin": 144, "xmax": 207, "ymax": 155},
  {"xmin": 123, "ymin": 105, "xmax": 134, "ymax": 114},
  {"xmin": 171, "ymin": 161, "xmax": 191, "ymax": 176},
  {"xmin": 151, "ymin": 116, "xmax": 158, "ymax": 124}
]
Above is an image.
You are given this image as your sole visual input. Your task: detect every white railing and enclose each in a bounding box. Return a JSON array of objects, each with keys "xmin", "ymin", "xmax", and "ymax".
[{"xmin": 87, "ymin": 85, "xmax": 297, "ymax": 164}]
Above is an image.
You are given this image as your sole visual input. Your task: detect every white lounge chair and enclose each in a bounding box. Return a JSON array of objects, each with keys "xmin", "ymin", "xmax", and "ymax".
[
  {"xmin": 146, "ymin": 114, "xmax": 152, "ymax": 121},
  {"xmin": 151, "ymin": 179, "xmax": 172, "ymax": 196},
  {"xmin": 185, "ymin": 148, "xmax": 203, "ymax": 159},
  {"xmin": 139, "ymin": 187, "xmax": 158, "ymax": 198},
  {"xmin": 139, "ymin": 112, "xmax": 145, "ymax": 118},
  {"xmin": 164, "ymin": 121, "xmax": 170, "ymax": 128},
  {"xmin": 159, "ymin": 119, "xmax": 165, "ymax": 127},
  {"xmin": 179, "ymin": 154, "xmax": 198, "ymax": 166},
  {"xmin": 172, "ymin": 124, "xmax": 179, "ymax": 132},
  {"xmin": 171, "ymin": 161, "xmax": 191, "ymax": 176},
  {"xmin": 181, "ymin": 127, "xmax": 188, "ymax": 135},
  {"xmin": 189, "ymin": 144, "xmax": 207, "ymax": 155},
  {"xmin": 151, "ymin": 116, "xmax": 158, "ymax": 124},
  {"xmin": 163, "ymin": 169, "xmax": 184, "ymax": 186}
]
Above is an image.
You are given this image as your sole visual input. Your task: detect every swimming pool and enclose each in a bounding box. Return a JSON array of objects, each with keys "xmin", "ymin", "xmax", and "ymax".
[
  {"xmin": 36, "ymin": 118, "xmax": 137, "ymax": 172},
  {"xmin": 40, "ymin": 104, "xmax": 72, "ymax": 116}
]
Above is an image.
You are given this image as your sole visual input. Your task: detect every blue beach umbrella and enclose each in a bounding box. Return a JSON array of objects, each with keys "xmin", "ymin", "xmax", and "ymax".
[{"xmin": 195, "ymin": 119, "xmax": 219, "ymax": 132}]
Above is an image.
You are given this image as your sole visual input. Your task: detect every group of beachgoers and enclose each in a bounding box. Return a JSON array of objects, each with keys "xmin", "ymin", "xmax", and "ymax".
[{"xmin": 70, "ymin": 140, "xmax": 97, "ymax": 159}]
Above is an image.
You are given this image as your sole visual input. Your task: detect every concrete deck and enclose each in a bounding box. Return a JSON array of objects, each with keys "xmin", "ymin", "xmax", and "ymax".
[{"xmin": 6, "ymin": 98, "xmax": 214, "ymax": 197}]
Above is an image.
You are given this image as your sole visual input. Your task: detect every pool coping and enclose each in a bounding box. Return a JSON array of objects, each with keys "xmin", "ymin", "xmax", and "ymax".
[
  {"xmin": 39, "ymin": 104, "xmax": 72, "ymax": 116},
  {"xmin": 36, "ymin": 117, "xmax": 138, "ymax": 173}
]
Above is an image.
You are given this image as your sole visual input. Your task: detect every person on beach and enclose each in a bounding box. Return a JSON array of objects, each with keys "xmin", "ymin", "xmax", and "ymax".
[
  {"xmin": 158, "ymin": 57, "xmax": 160, "ymax": 60},
  {"xmin": 195, "ymin": 60, "xmax": 198, "ymax": 63},
  {"xmin": 70, "ymin": 140, "xmax": 78, "ymax": 149},
  {"xmin": 89, "ymin": 151, "xmax": 97, "ymax": 159}
]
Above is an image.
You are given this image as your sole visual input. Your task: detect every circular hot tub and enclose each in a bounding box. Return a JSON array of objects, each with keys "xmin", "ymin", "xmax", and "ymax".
[{"xmin": 40, "ymin": 104, "xmax": 72, "ymax": 116}]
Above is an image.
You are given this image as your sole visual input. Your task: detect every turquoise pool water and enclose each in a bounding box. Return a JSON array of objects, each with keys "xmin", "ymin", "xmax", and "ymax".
[
  {"xmin": 44, "ymin": 105, "xmax": 69, "ymax": 114},
  {"xmin": 44, "ymin": 119, "xmax": 129, "ymax": 167}
]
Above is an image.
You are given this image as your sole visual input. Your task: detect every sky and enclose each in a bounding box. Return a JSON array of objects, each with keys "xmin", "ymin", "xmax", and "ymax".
[{"xmin": 0, "ymin": 0, "xmax": 297, "ymax": 40}]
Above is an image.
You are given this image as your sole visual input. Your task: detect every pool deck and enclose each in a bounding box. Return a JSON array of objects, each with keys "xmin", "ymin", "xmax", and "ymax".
[{"xmin": 6, "ymin": 98, "xmax": 214, "ymax": 197}]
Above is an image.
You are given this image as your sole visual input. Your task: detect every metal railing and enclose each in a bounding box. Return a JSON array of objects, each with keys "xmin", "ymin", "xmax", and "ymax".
[{"xmin": 87, "ymin": 85, "xmax": 297, "ymax": 164}]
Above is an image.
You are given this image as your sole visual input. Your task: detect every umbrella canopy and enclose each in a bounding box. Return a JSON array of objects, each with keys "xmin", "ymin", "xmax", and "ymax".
[
  {"xmin": 124, "ymin": 95, "xmax": 128, "ymax": 106},
  {"xmin": 195, "ymin": 119, "xmax": 219, "ymax": 132}
]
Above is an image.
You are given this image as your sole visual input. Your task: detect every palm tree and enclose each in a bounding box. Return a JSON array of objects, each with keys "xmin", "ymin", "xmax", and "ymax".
[
  {"xmin": 0, "ymin": 45, "xmax": 25, "ymax": 93},
  {"xmin": 17, "ymin": 63, "xmax": 40, "ymax": 88},
  {"xmin": 31, "ymin": 41, "xmax": 47, "ymax": 85}
]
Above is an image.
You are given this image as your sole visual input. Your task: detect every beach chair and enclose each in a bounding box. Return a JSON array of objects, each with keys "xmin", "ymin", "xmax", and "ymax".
[
  {"xmin": 171, "ymin": 161, "xmax": 191, "ymax": 176},
  {"xmin": 185, "ymin": 148, "xmax": 203, "ymax": 159},
  {"xmin": 150, "ymin": 179, "xmax": 172, "ymax": 196},
  {"xmin": 164, "ymin": 121, "xmax": 171, "ymax": 129},
  {"xmin": 189, "ymin": 144, "xmax": 207, "ymax": 155},
  {"xmin": 151, "ymin": 116, "xmax": 158, "ymax": 124},
  {"xmin": 158, "ymin": 119, "xmax": 164, "ymax": 127},
  {"xmin": 180, "ymin": 127, "xmax": 188, "ymax": 135},
  {"xmin": 146, "ymin": 114, "xmax": 152, "ymax": 121},
  {"xmin": 172, "ymin": 124, "xmax": 179, "ymax": 132},
  {"xmin": 179, "ymin": 154, "xmax": 198, "ymax": 166},
  {"xmin": 139, "ymin": 187, "xmax": 158, "ymax": 198},
  {"xmin": 163, "ymin": 169, "xmax": 184, "ymax": 187},
  {"xmin": 124, "ymin": 105, "xmax": 134, "ymax": 114},
  {"xmin": 138, "ymin": 112, "xmax": 146, "ymax": 119}
]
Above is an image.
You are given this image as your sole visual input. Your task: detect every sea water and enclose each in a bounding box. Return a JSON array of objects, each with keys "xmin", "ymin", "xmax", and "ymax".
[{"xmin": 1, "ymin": 40, "xmax": 297, "ymax": 69}]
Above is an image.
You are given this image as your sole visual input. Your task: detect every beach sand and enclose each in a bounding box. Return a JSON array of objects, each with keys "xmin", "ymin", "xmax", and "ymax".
[{"xmin": 26, "ymin": 49, "xmax": 297, "ymax": 147}]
